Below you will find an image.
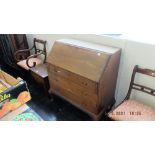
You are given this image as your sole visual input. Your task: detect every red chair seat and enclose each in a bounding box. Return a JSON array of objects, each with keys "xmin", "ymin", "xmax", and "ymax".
[
  {"xmin": 108, "ymin": 100, "xmax": 155, "ymax": 121},
  {"xmin": 17, "ymin": 58, "xmax": 43, "ymax": 70}
]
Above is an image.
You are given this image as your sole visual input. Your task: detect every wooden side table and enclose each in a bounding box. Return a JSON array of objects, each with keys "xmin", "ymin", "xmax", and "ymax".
[{"xmin": 30, "ymin": 63, "xmax": 49, "ymax": 96}]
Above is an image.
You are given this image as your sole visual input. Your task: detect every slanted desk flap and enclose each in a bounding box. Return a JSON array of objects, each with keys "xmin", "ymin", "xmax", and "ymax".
[{"xmin": 47, "ymin": 39, "xmax": 120, "ymax": 82}]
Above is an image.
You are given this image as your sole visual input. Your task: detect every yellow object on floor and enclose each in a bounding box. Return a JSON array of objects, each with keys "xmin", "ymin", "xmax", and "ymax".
[{"xmin": 0, "ymin": 82, "xmax": 7, "ymax": 93}]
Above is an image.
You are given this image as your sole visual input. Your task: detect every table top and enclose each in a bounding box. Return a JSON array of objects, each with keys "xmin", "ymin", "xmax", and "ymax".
[{"xmin": 30, "ymin": 63, "xmax": 48, "ymax": 78}]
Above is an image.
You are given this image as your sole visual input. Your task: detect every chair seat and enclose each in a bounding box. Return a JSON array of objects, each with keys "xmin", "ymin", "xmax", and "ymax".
[
  {"xmin": 17, "ymin": 58, "xmax": 43, "ymax": 70},
  {"xmin": 108, "ymin": 100, "xmax": 155, "ymax": 121}
]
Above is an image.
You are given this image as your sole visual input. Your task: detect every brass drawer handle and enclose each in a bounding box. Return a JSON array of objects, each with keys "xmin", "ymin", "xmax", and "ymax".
[
  {"xmin": 55, "ymin": 70, "xmax": 61, "ymax": 73},
  {"xmin": 67, "ymin": 88, "xmax": 72, "ymax": 92},
  {"xmin": 82, "ymin": 82, "xmax": 88, "ymax": 86},
  {"xmin": 53, "ymin": 78, "xmax": 58, "ymax": 82}
]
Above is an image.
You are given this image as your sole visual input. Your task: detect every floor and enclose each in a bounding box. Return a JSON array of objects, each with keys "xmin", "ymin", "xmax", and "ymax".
[{"xmin": 0, "ymin": 63, "xmax": 111, "ymax": 121}]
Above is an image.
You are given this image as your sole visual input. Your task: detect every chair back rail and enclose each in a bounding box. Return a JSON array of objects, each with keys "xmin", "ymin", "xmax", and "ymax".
[
  {"xmin": 14, "ymin": 38, "xmax": 47, "ymax": 68},
  {"xmin": 34, "ymin": 38, "xmax": 47, "ymax": 55},
  {"xmin": 132, "ymin": 83, "xmax": 155, "ymax": 96},
  {"xmin": 137, "ymin": 68, "xmax": 155, "ymax": 77},
  {"xmin": 125, "ymin": 65, "xmax": 155, "ymax": 100}
]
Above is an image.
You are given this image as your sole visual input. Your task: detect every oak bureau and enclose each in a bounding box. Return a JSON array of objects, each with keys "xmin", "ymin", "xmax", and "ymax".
[{"xmin": 47, "ymin": 39, "xmax": 121, "ymax": 120}]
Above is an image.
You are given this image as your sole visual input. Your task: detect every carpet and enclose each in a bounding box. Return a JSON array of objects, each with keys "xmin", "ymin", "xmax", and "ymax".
[
  {"xmin": 0, "ymin": 104, "xmax": 43, "ymax": 121},
  {"xmin": 12, "ymin": 108, "xmax": 43, "ymax": 121}
]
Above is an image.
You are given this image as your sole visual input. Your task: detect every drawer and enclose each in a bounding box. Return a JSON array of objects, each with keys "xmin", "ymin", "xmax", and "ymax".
[
  {"xmin": 49, "ymin": 73, "xmax": 97, "ymax": 99},
  {"xmin": 51, "ymin": 83, "xmax": 98, "ymax": 114},
  {"xmin": 47, "ymin": 64, "xmax": 97, "ymax": 94},
  {"xmin": 51, "ymin": 77, "xmax": 98, "ymax": 114}
]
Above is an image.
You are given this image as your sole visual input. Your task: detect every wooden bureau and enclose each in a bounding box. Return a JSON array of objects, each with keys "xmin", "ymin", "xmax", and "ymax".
[{"xmin": 47, "ymin": 39, "xmax": 121, "ymax": 120}]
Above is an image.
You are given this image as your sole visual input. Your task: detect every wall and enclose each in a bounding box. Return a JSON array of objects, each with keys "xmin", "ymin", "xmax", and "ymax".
[{"xmin": 26, "ymin": 34, "xmax": 155, "ymax": 107}]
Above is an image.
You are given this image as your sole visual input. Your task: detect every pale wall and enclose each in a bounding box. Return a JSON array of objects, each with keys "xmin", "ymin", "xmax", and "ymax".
[{"xmin": 26, "ymin": 34, "xmax": 155, "ymax": 107}]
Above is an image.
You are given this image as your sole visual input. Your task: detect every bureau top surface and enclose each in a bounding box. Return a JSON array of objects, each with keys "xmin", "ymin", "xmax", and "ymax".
[
  {"xmin": 47, "ymin": 39, "xmax": 121, "ymax": 82},
  {"xmin": 55, "ymin": 39, "xmax": 120, "ymax": 54}
]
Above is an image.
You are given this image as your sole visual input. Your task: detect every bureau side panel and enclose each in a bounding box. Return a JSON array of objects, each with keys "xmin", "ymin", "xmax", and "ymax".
[{"xmin": 98, "ymin": 50, "xmax": 121, "ymax": 112}]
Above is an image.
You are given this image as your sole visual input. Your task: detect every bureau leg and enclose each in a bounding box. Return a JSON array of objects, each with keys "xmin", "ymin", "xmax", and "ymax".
[
  {"xmin": 106, "ymin": 97, "xmax": 116, "ymax": 113},
  {"xmin": 48, "ymin": 93, "xmax": 54, "ymax": 102},
  {"xmin": 48, "ymin": 89, "xmax": 54, "ymax": 102},
  {"xmin": 92, "ymin": 108, "xmax": 108, "ymax": 121},
  {"xmin": 92, "ymin": 115, "xmax": 100, "ymax": 121}
]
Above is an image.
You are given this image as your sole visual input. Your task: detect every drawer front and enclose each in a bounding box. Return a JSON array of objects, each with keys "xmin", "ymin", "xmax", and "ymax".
[
  {"xmin": 47, "ymin": 64, "xmax": 97, "ymax": 94},
  {"xmin": 49, "ymin": 75, "xmax": 99, "ymax": 114}
]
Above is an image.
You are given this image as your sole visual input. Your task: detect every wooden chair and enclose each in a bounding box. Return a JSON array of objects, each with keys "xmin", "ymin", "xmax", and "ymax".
[
  {"xmin": 108, "ymin": 65, "xmax": 155, "ymax": 121},
  {"xmin": 14, "ymin": 38, "xmax": 47, "ymax": 70}
]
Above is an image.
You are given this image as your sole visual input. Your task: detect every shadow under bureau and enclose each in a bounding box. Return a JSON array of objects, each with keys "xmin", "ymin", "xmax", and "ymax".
[{"xmin": 47, "ymin": 39, "xmax": 121, "ymax": 120}]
